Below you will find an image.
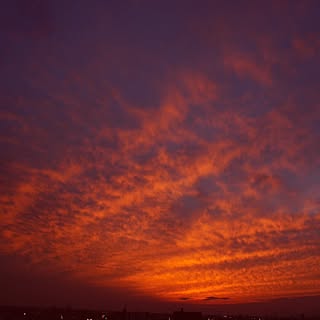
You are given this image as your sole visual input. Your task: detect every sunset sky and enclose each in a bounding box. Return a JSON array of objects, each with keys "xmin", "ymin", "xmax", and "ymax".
[{"xmin": 0, "ymin": 0, "xmax": 320, "ymax": 315}]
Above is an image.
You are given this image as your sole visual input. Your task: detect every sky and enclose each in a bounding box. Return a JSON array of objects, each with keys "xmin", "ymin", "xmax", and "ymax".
[{"xmin": 0, "ymin": 0, "xmax": 320, "ymax": 315}]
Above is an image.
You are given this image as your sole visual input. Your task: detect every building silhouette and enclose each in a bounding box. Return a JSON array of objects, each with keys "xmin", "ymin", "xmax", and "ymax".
[{"xmin": 172, "ymin": 309, "xmax": 202, "ymax": 320}]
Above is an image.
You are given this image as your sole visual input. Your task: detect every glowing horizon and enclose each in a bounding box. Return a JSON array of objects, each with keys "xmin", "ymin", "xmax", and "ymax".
[{"xmin": 0, "ymin": 0, "xmax": 319, "ymax": 311}]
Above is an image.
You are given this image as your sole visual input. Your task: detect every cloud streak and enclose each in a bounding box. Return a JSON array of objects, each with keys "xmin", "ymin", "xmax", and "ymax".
[{"xmin": 0, "ymin": 0, "xmax": 319, "ymax": 309}]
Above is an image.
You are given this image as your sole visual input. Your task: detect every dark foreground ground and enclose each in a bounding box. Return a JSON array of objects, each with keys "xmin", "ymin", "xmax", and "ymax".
[{"xmin": 0, "ymin": 306, "xmax": 317, "ymax": 320}]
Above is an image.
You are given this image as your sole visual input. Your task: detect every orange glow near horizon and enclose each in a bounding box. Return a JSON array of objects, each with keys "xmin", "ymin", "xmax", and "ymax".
[{"xmin": 0, "ymin": 0, "xmax": 320, "ymax": 310}]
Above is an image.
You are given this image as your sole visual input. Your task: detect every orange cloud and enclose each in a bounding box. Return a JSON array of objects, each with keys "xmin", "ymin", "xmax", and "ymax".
[{"xmin": 1, "ymin": 2, "xmax": 320, "ymax": 309}]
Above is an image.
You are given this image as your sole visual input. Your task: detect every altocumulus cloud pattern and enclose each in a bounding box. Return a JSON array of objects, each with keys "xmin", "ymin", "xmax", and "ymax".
[{"xmin": 0, "ymin": 0, "xmax": 320, "ymax": 308}]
